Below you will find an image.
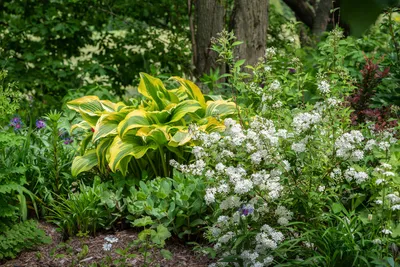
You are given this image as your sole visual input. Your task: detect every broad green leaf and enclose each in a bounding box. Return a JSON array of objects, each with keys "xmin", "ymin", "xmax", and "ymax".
[
  {"xmin": 205, "ymin": 100, "xmax": 237, "ymax": 117},
  {"xmin": 137, "ymin": 127, "xmax": 169, "ymax": 146},
  {"xmin": 67, "ymin": 95, "xmax": 103, "ymax": 116},
  {"xmin": 171, "ymin": 77, "xmax": 206, "ymax": 108},
  {"xmin": 169, "ymin": 131, "xmax": 192, "ymax": 147},
  {"xmin": 70, "ymin": 120, "xmax": 91, "ymax": 132},
  {"xmin": 198, "ymin": 117, "xmax": 225, "ymax": 132},
  {"xmin": 234, "ymin": 59, "xmax": 246, "ymax": 69},
  {"xmin": 152, "ymin": 224, "xmax": 171, "ymax": 245},
  {"xmin": 108, "ymin": 136, "xmax": 158, "ymax": 172},
  {"xmin": 93, "ymin": 112, "xmax": 127, "ymax": 142},
  {"xmin": 133, "ymin": 216, "xmax": 153, "ymax": 227},
  {"xmin": 169, "ymin": 100, "xmax": 203, "ymax": 123},
  {"xmin": 139, "ymin": 73, "xmax": 175, "ymax": 110},
  {"xmin": 96, "ymin": 138, "xmax": 113, "ymax": 173},
  {"xmin": 118, "ymin": 110, "xmax": 151, "ymax": 139},
  {"xmin": 160, "ymin": 249, "xmax": 173, "ymax": 260},
  {"xmin": 71, "ymin": 149, "xmax": 98, "ymax": 177}
]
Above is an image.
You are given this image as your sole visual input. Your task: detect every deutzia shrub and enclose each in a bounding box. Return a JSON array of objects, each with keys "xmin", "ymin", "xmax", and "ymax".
[{"xmin": 173, "ymin": 92, "xmax": 399, "ymax": 265}]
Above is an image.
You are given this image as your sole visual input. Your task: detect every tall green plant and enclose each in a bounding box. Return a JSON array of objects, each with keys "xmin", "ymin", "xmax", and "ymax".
[{"xmin": 68, "ymin": 73, "xmax": 236, "ymax": 179}]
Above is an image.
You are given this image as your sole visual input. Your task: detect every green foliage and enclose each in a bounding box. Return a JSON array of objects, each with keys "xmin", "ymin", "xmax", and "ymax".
[
  {"xmin": 68, "ymin": 73, "xmax": 236, "ymax": 179},
  {"xmin": 0, "ymin": 220, "xmax": 51, "ymax": 260},
  {"xmin": 47, "ymin": 178, "xmax": 124, "ymax": 238},
  {"xmin": 0, "ymin": 71, "xmax": 22, "ymax": 123},
  {"xmin": 341, "ymin": 0, "xmax": 400, "ymax": 36},
  {"xmin": 0, "ymin": 0, "xmax": 190, "ymax": 107},
  {"xmin": 125, "ymin": 170, "xmax": 209, "ymax": 239}
]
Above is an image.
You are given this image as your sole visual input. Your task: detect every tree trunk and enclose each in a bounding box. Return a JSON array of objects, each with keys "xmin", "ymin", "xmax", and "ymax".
[
  {"xmin": 282, "ymin": 0, "xmax": 314, "ymax": 29},
  {"xmin": 312, "ymin": 0, "xmax": 332, "ymax": 37},
  {"xmin": 231, "ymin": 0, "xmax": 269, "ymax": 66},
  {"xmin": 194, "ymin": 0, "xmax": 225, "ymax": 78}
]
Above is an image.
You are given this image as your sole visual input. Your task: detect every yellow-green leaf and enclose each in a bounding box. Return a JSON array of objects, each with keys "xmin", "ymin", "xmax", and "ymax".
[
  {"xmin": 118, "ymin": 110, "xmax": 151, "ymax": 139},
  {"xmin": 169, "ymin": 100, "xmax": 203, "ymax": 123},
  {"xmin": 108, "ymin": 136, "xmax": 158, "ymax": 173},
  {"xmin": 171, "ymin": 77, "xmax": 206, "ymax": 108},
  {"xmin": 71, "ymin": 149, "xmax": 98, "ymax": 177},
  {"xmin": 205, "ymin": 100, "xmax": 236, "ymax": 117}
]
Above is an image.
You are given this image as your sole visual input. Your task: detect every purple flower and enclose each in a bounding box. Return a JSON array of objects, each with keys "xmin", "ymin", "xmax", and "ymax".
[
  {"xmin": 9, "ymin": 116, "xmax": 23, "ymax": 131},
  {"xmin": 240, "ymin": 205, "xmax": 254, "ymax": 216},
  {"xmin": 36, "ymin": 119, "xmax": 46, "ymax": 129},
  {"xmin": 63, "ymin": 137, "xmax": 73, "ymax": 145},
  {"xmin": 288, "ymin": 68, "xmax": 296, "ymax": 74}
]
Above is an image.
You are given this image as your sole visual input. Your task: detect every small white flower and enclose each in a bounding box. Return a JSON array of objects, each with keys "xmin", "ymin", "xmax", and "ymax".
[
  {"xmin": 103, "ymin": 243, "xmax": 112, "ymax": 251},
  {"xmin": 375, "ymin": 179, "xmax": 385, "ymax": 185},
  {"xmin": 382, "ymin": 229, "xmax": 392, "ymax": 235},
  {"xmin": 375, "ymin": 200, "xmax": 383, "ymax": 205},
  {"xmin": 391, "ymin": 204, "xmax": 400, "ymax": 211},
  {"xmin": 318, "ymin": 186, "xmax": 325, "ymax": 192},
  {"xmin": 104, "ymin": 236, "xmax": 119, "ymax": 243},
  {"xmin": 372, "ymin": 239, "xmax": 382, "ymax": 245}
]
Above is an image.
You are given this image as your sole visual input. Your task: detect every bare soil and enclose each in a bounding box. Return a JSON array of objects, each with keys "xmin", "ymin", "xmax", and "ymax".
[{"xmin": 1, "ymin": 222, "xmax": 212, "ymax": 267}]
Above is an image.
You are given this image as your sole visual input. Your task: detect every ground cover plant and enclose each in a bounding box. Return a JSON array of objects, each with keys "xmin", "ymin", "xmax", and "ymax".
[{"xmin": 0, "ymin": 1, "xmax": 399, "ymax": 266}]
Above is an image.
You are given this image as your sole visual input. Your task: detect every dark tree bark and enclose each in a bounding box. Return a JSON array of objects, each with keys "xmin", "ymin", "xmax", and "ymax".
[
  {"xmin": 312, "ymin": 0, "xmax": 332, "ymax": 37},
  {"xmin": 231, "ymin": 0, "xmax": 269, "ymax": 66},
  {"xmin": 282, "ymin": 0, "xmax": 314, "ymax": 29},
  {"xmin": 193, "ymin": 0, "xmax": 225, "ymax": 77}
]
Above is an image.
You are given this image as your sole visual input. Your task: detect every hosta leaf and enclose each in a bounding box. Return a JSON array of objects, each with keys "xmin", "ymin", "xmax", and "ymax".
[
  {"xmin": 71, "ymin": 149, "xmax": 98, "ymax": 177},
  {"xmin": 198, "ymin": 117, "xmax": 225, "ymax": 132},
  {"xmin": 93, "ymin": 112, "xmax": 127, "ymax": 142},
  {"xmin": 205, "ymin": 100, "xmax": 237, "ymax": 117},
  {"xmin": 67, "ymin": 95, "xmax": 103, "ymax": 116},
  {"xmin": 70, "ymin": 120, "xmax": 91, "ymax": 132},
  {"xmin": 96, "ymin": 138, "xmax": 113, "ymax": 173},
  {"xmin": 108, "ymin": 136, "xmax": 158, "ymax": 173},
  {"xmin": 136, "ymin": 127, "xmax": 170, "ymax": 146},
  {"xmin": 100, "ymin": 100, "xmax": 126, "ymax": 112},
  {"xmin": 139, "ymin": 73, "xmax": 176, "ymax": 110},
  {"xmin": 118, "ymin": 110, "xmax": 151, "ymax": 139},
  {"xmin": 171, "ymin": 77, "xmax": 206, "ymax": 108},
  {"xmin": 169, "ymin": 130, "xmax": 192, "ymax": 147},
  {"xmin": 169, "ymin": 100, "xmax": 203, "ymax": 123}
]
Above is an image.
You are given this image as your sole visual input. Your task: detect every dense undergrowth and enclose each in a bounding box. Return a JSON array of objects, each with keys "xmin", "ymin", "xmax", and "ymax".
[{"xmin": 0, "ymin": 4, "xmax": 399, "ymax": 267}]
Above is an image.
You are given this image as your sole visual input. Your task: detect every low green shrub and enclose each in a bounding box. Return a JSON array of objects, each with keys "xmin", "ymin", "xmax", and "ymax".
[
  {"xmin": 125, "ymin": 170, "xmax": 209, "ymax": 240},
  {"xmin": 47, "ymin": 178, "xmax": 124, "ymax": 238},
  {"xmin": 0, "ymin": 220, "xmax": 51, "ymax": 260}
]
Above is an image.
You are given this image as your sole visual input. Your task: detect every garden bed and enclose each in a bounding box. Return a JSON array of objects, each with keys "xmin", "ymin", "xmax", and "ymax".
[{"xmin": 2, "ymin": 222, "xmax": 210, "ymax": 267}]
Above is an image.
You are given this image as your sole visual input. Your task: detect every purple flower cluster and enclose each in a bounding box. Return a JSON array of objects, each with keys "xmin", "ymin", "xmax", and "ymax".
[
  {"xmin": 36, "ymin": 119, "xmax": 46, "ymax": 129},
  {"xmin": 59, "ymin": 129, "xmax": 74, "ymax": 145},
  {"xmin": 63, "ymin": 137, "xmax": 74, "ymax": 145},
  {"xmin": 9, "ymin": 116, "xmax": 23, "ymax": 131},
  {"xmin": 239, "ymin": 205, "xmax": 254, "ymax": 216}
]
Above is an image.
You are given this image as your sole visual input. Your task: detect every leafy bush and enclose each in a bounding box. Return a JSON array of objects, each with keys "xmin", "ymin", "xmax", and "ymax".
[
  {"xmin": 68, "ymin": 72, "xmax": 236, "ymax": 179},
  {"xmin": 125, "ymin": 170, "xmax": 209, "ymax": 240},
  {"xmin": 47, "ymin": 178, "xmax": 124, "ymax": 238},
  {"xmin": 0, "ymin": 220, "xmax": 50, "ymax": 260},
  {"xmin": 173, "ymin": 32, "xmax": 400, "ymax": 266}
]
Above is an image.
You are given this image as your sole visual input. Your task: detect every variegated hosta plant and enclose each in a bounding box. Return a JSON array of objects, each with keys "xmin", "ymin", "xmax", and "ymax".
[{"xmin": 68, "ymin": 73, "xmax": 237, "ymax": 179}]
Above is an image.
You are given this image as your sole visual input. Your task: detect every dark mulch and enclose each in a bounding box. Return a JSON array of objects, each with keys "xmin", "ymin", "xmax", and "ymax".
[{"xmin": 1, "ymin": 222, "xmax": 212, "ymax": 267}]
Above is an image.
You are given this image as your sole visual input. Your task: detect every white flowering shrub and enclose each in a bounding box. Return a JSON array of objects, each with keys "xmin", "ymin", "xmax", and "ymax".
[{"xmin": 172, "ymin": 91, "xmax": 399, "ymax": 265}]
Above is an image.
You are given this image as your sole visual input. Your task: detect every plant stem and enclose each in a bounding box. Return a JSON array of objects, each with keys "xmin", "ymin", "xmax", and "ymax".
[{"xmin": 158, "ymin": 146, "xmax": 168, "ymax": 177}]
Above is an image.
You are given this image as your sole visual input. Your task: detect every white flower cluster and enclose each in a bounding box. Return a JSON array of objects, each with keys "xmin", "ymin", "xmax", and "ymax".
[
  {"xmin": 335, "ymin": 130, "xmax": 364, "ymax": 161},
  {"xmin": 255, "ymin": 224, "xmax": 284, "ymax": 251},
  {"xmin": 292, "ymin": 112, "xmax": 321, "ymax": 133},
  {"xmin": 318, "ymin": 80, "xmax": 330, "ymax": 94},
  {"xmin": 344, "ymin": 168, "xmax": 369, "ymax": 184},
  {"xmin": 103, "ymin": 236, "xmax": 119, "ymax": 252},
  {"xmin": 275, "ymin": 205, "xmax": 293, "ymax": 226}
]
